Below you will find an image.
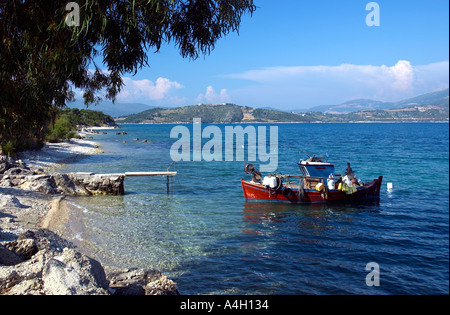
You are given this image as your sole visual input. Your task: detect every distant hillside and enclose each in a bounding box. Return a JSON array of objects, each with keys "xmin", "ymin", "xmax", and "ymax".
[
  {"xmin": 117, "ymin": 89, "xmax": 449, "ymax": 124},
  {"xmin": 304, "ymin": 88, "xmax": 449, "ymax": 114},
  {"xmin": 119, "ymin": 104, "xmax": 243, "ymax": 123},
  {"xmin": 393, "ymin": 88, "xmax": 449, "ymax": 108},
  {"xmin": 61, "ymin": 108, "xmax": 118, "ymax": 127},
  {"xmin": 308, "ymin": 99, "xmax": 394, "ymax": 114},
  {"xmin": 337, "ymin": 105, "xmax": 449, "ymax": 122},
  {"xmin": 118, "ymin": 104, "xmax": 312, "ymax": 124}
]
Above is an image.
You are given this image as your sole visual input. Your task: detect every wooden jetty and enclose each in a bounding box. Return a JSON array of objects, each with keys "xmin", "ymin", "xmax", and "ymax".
[
  {"xmin": 124, "ymin": 172, "xmax": 177, "ymax": 177},
  {"xmin": 90, "ymin": 171, "xmax": 177, "ymax": 195}
]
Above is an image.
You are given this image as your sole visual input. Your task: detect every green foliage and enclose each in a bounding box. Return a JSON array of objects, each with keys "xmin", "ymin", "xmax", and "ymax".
[
  {"xmin": 0, "ymin": 0, "xmax": 256, "ymax": 153},
  {"xmin": 45, "ymin": 108, "xmax": 116, "ymax": 142},
  {"xmin": 61, "ymin": 108, "xmax": 117, "ymax": 127},
  {"xmin": 46, "ymin": 115, "xmax": 78, "ymax": 143},
  {"xmin": 0, "ymin": 141, "xmax": 16, "ymax": 157}
]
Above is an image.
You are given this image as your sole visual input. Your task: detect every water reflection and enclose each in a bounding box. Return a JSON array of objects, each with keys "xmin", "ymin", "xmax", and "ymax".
[{"xmin": 241, "ymin": 200, "xmax": 381, "ymax": 239}]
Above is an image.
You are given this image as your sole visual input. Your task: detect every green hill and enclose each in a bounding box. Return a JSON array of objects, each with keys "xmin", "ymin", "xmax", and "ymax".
[
  {"xmin": 118, "ymin": 104, "xmax": 312, "ymax": 124},
  {"xmin": 117, "ymin": 89, "xmax": 449, "ymax": 124},
  {"xmin": 61, "ymin": 108, "xmax": 118, "ymax": 127}
]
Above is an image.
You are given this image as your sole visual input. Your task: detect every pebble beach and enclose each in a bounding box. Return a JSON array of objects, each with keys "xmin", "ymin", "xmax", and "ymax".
[{"xmin": 0, "ymin": 139, "xmax": 179, "ymax": 295}]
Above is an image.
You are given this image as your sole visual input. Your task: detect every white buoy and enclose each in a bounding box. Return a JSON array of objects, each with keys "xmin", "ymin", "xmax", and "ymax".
[{"xmin": 387, "ymin": 183, "xmax": 393, "ymax": 191}]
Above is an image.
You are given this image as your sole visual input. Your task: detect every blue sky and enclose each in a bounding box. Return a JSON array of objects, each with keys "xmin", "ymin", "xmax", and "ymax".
[{"xmin": 89, "ymin": 0, "xmax": 449, "ymax": 110}]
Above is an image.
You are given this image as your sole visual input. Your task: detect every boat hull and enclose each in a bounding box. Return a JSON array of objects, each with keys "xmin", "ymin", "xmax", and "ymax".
[{"xmin": 241, "ymin": 176, "xmax": 383, "ymax": 204}]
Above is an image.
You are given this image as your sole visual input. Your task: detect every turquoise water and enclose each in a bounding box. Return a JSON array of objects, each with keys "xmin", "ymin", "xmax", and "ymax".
[{"xmin": 60, "ymin": 123, "xmax": 449, "ymax": 294}]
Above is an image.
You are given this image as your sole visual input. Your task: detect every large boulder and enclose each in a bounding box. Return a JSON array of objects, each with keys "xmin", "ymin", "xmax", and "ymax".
[
  {"xmin": 21, "ymin": 175, "xmax": 57, "ymax": 195},
  {"xmin": 1, "ymin": 230, "xmax": 179, "ymax": 295},
  {"xmin": 1, "ymin": 171, "xmax": 125, "ymax": 196},
  {"xmin": 1, "ymin": 230, "xmax": 108, "ymax": 295},
  {"xmin": 42, "ymin": 248, "xmax": 109, "ymax": 295}
]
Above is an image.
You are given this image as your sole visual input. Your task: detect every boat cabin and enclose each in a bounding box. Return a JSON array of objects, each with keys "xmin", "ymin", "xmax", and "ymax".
[{"xmin": 298, "ymin": 160, "xmax": 335, "ymax": 178}]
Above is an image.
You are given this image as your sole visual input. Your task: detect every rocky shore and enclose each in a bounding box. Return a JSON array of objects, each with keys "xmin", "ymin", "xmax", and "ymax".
[{"xmin": 1, "ymin": 141, "xmax": 179, "ymax": 295}]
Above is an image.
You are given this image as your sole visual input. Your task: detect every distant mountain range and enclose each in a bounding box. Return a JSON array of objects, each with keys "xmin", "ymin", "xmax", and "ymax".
[
  {"xmin": 69, "ymin": 88, "xmax": 449, "ymax": 123},
  {"xmin": 301, "ymin": 88, "xmax": 449, "ymax": 114},
  {"xmin": 116, "ymin": 88, "xmax": 448, "ymax": 124}
]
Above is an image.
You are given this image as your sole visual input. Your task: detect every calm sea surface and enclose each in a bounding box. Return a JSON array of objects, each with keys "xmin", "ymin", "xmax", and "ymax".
[{"xmin": 58, "ymin": 123, "xmax": 449, "ymax": 295}]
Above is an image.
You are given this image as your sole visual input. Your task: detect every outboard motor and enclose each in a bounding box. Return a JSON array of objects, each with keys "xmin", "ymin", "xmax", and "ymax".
[{"xmin": 244, "ymin": 162, "xmax": 262, "ymax": 182}]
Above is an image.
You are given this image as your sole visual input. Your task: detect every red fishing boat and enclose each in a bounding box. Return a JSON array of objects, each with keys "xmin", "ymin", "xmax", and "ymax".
[{"xmin": 241, "ymin": 156, "xmax": 382, "ymax": 204}]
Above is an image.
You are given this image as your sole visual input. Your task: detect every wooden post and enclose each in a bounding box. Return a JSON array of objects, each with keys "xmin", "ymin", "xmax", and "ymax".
[{"xmin": 167, "ymin": 176, "xmax": 170, "ymax": 195}]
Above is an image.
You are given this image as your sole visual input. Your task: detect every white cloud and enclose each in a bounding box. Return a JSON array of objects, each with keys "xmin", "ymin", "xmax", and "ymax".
[
  {"xmin": 413, "ymin": 61, "xmax": 450, "ymax": 92},
  {"xmin": 224, "ymin": 60, "xmax": 449, "ymax": 108},
  {"xmin": 227, "ymin": 61, "xmax": 415, "ymax": 89},
  {"xmin": 385, "ymin": 60, "xmax": 414, "ymax": 92},
  {"xmin": 117, "ymin": 77, "xmax": 184, "ymax": 103},
  {"xmin": 196, "ymin": 86, "xmax": 231, "ymax": 104}
]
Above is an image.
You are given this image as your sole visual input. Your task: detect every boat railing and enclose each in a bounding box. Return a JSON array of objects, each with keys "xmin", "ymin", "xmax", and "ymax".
[
  {"xmin": 278, "ymin": 174, "xmax": 335, "ymax": 181},
  {"xmin": 276, "ymin": 174, "xmax": 344, "ymax": 190}
]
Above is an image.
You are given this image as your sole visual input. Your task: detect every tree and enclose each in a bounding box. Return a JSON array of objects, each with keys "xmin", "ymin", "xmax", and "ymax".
[{"xmin": 0, "ymin": 0, "xmax": 255, "ymax": 154}]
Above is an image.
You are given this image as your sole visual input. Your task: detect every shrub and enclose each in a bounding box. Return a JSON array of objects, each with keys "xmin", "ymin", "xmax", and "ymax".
[{"xmin": 46, "ymin": 115, "xmax": 78, "ymax": 142}]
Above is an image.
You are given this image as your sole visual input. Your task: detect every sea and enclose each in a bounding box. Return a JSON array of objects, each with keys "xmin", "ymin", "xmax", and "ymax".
[{"xmin": 57, "ymin": 123, "xmax": 449, "ymax": 295}]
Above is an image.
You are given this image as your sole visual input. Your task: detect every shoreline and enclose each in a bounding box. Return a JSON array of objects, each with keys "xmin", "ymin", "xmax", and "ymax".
[
  {"xmin": 1, "ymin": 139, "xmax": 179, "ymax": 295},
  {"xmin": 2, "ymin": 139, "xmax": 100, "ymax": 240},
  {"xmin": 18, "ymin": 138, "xmax": 103, "ymax": 172}
]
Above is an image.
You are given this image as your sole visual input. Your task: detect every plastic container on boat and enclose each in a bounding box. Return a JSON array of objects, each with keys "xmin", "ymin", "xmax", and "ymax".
[
  {"xmin": 316, "ymin": 182, "xmax": 325, "ymax": 191},
  {"xmin": 263, "ymin": 176, "xmax": 278, "ymax": 189},
  {"xmin": 269, "ymin": 177, "xmax": 278, "ymax": 189},
  {"xmin": 327, "ymin": 174, "xmax": 336, "ymax": 190}
]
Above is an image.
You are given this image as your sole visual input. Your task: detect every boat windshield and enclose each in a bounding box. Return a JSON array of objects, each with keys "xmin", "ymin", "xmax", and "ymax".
[{"xmin": 298, "ymin": 162, "xmax": 335, "ymax": 178}]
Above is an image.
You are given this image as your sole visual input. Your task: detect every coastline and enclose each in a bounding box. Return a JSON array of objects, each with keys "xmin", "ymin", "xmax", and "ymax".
[
  {"xmin": 18, "ymin": 138, "xmax": 103, "ymax": 172},
  {"xmin": 1, "ymin": 139, "xmax": 179, "ymax": 295},
  {"xmin": 1, "ymin": 139, "xmax": 101, "ymax": 240}
]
